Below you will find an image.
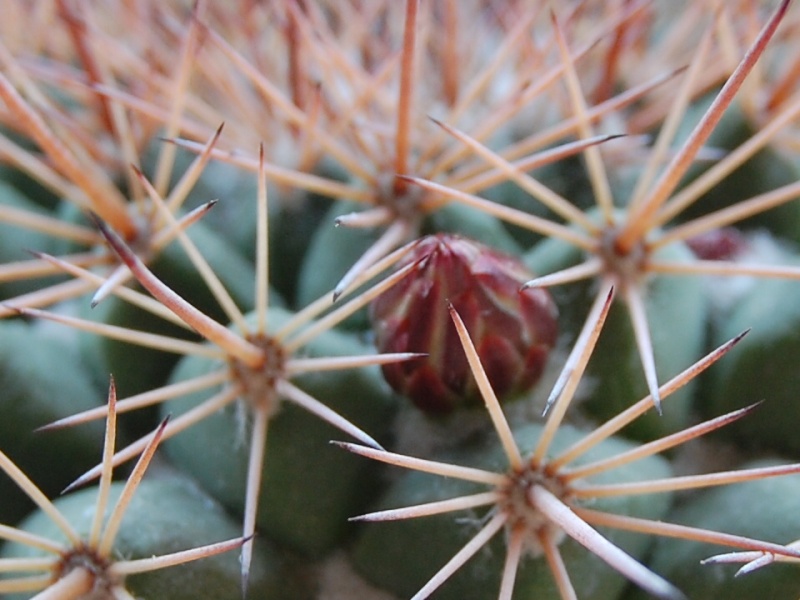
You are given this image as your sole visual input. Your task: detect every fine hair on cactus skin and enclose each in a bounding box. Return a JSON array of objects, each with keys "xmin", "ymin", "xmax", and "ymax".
[
  {"xmin": 338, "ymin": 302, "xmax": 800, "ymax": 600},
  {"xmin": 402, "ymin": 0, "xmax": 800, "ymax": 415},
  {"xmin": 17, "ymin": 148, "xmax": 426, "ymax": 586},
  {"xmin": 0, "ymin": 377, "xmax": 246, "ymax": 600}
]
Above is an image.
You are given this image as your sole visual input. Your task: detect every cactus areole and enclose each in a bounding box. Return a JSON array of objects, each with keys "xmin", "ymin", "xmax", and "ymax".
[
  {"xmin": 370, "ymin": 234, "xmax": 558, "ymax": 413},
  {"xmin": 227, "ymin": 333, "xmax": 287, "ymax": 417}
]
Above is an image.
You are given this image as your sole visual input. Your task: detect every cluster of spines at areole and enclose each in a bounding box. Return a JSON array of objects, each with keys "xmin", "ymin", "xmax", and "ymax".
[{"xmin": 2, "ymin": 1, "xmax": 800, "ymax": 599}]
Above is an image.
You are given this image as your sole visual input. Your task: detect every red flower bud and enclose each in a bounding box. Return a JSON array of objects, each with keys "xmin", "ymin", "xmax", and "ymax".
[{"xmin": 370, "ymin": 234, "xmax": 558, "ymax": 414}]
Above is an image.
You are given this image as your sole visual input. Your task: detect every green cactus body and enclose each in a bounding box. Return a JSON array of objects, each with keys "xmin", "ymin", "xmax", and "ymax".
[
  {"xmin": 152, "ymin": 148, "xmax": 261, "ymax": 257},
  {"xmin": 353, "ymin": 422, "xmax": 673, "ymax": 599},
  {"xmin": 0, "ymin": 133, "xmax": 59, "ymax": 211},
  {"xmin": 2, "ymin": 2, "xmax": 800, "ymax": 599},
  {"xmin": 161, "ymin": 306, "xmax": 398, "ymax": 557},
  {"xmin": 674, "ymin": 98, "xmax": 800, "ymax": 243},
  {"xmin": 78, "ymin": 218, "xmax": 259, "ymax": 402},
  {"xmin": 424, "ymin": 200, "xmax": 522, "ymax": 255},
  {"xmin": 703, "ymin": 251, "xmax": 800, "ymax": 454},
  {"xmin": 298, "ymin": 198, "xmax": 523, "ymax": 322},
  {"xmin": 0, "ymin": 181, "xmax": 63, "ymax": 299},
  {"xmin": 638, "ymin": 459, "xmax": 800, "ymax": 600},
  {"xmin": 524, "ymin": 226, "xmax": 708, "ymax": 440},
  {"xmin": 584, "ymin": 243, "xmax": 707, "ymax": 440},
  {"xmin": 269, "ymin": 192, "xmax": 335, "ymax": 307},
  {"xmin": 0, "ymin": 321, "xmax": 105, "ymax": 524},
  {"xmin": 297, "ymin": 199, "xmax": 383, "ymax": 325},
  {"xmin": 0, "ymin": 475, "xmax": 286, "ymax": 600}
]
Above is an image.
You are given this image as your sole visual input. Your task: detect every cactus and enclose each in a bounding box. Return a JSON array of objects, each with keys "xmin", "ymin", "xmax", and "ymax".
[
  {"xmin": 344, "ymin": 305, "xmax": 800, "ymax": 599},
  {"xmin": 3, "ymin": 2, "xmax": 800, "ymax": 599},
  {"xmin": 0, "ymin": 379, "xmax": 273, "ymax": 599}
]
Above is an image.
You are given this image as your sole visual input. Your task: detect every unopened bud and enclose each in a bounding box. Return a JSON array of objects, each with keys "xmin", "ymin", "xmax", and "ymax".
[{"xmin": 370, "ymin": 234, "xmax": 558, "ymax": 414}]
